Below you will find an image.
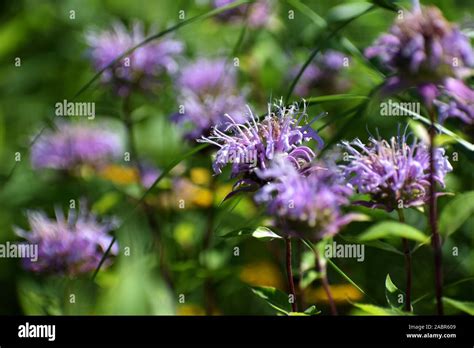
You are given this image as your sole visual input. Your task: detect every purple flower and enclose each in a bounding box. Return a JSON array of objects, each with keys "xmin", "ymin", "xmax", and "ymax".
[
  {"xmin": 434, "ymin": 78, "xmax": 474, "ymax": 124},
  {"xmin": 292, "ymin": 50, "xmax": 351, "ymax": 96},
  {"xmin": 254, "ymin": 156, "xmax": 354, "ymax": 240},
  {"xmin": 213, "ymin": 0, "xmax": 271, "ymax": 28},
  {"xmin": 199, "ymin": 100, "xmax": 323, "ymax": 179},
  {"xmin": 14, "ymin": 204, "xmax": 118, "ymax": 276},
  {"xmin": 173, "ymin": 58, "xmax": 247, "ymax": 139},
  {"xmin": 31, "ymin": 122, "xmax": 123, "ymax": 171},
  {"xmin": 339, "ymin": 134, "xmax": 453, "ymax": 211},
  {"xmin": 366, "ymin": 6, "xmax": 473, "ymax": 86},
  {"xmin": 365, "ymin": 6, "xmax": 474, "ymax": 100},
  {"xmin": 86, "ymin": 21, "xmax": 183, "ymax": 96},
  {"xmin": 139, "ymin": 161, "xmax": 161, "ymax": 188}
]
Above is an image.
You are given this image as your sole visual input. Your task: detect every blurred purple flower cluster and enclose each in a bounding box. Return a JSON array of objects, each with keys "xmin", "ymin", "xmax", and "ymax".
[
  {"xmin": 213, "ymin": 0, "xmax": 271, "ymax": 28},
  {"xmin": 31, "ymin": 122, "xmax": 123, "ymax": 171},
  {"xmin": 366, "ymin": 5, "xmax": 474, "ymax": 124},
  {"xmin": 87, "ymin": 21, "xmax": 183, "ymax": 96},
  {"xmin": 292, "ymin": 50, "xmax": 351, "ymax": 96},
  {"xmin": 173, "ymin": 58, "xmax": 247, "ymax": 139},
  {"xmin": 15, "ymin": 204, "xmax": 118, "ymax": 276}
]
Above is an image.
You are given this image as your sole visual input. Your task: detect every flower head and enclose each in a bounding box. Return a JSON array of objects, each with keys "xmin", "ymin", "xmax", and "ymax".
[
  {"xmin": 199, "ymin": 100, "xmax": 323, "ymax": 180},
  {"xmin": 339, "ymin": 133, "xmax": 453, "ymax": 211},
  {"xmin": 292, "ymin": 50, "xmax": 351, "ymax": 96},
  {"xmin": 14, "ymin": 204, "xmax": 118, "ymax": 276},
  {"xmin": 173, "ymin": 58, "xmax": 247, "ymax": 139},
  {"xmin": 86, "ymin": 21, "xmax": 183, "ymax": 96},
  {"xmin": 213, "ymin": 0, "xmax": 271, "ymax": 28},
  {"xmin": 366, "ymin": 6, "xmax": 473, "ymax": 86},
  {"xmin": 31, "ymin": 122, "xmax": 123, "ymax": 171},
  {"xmin": 434, "ymin": 78, "xmax": 474, "ymax": 124},
  {"xmin": 254, "ymin": 156, "xmax": 354, "ymax": 240}
]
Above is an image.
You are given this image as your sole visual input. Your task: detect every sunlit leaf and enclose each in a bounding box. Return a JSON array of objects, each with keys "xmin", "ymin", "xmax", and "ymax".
[
  {"xmin": 443, "ymin": 297, "xmax": 474, "ymax": 315},
  {"xmin": 251, "ymin": 286, "xmax": 291, "ymax": 315},
  {"xmin": 358, "ymin": 221, "xmax": 429, "ymax": 243},
  {"xmin": 439, "ymin": 191, "xmax": 474, "ymax": 237}
]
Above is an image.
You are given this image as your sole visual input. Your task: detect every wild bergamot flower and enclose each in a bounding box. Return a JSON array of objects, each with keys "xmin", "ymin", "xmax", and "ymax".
[
  {"xmin": 339, "ymin": 133, "xmax": 453, "ymax": 211},
  {"xmin": 14, "ymin": 204, "xmax": 118, "ymax": 276}
]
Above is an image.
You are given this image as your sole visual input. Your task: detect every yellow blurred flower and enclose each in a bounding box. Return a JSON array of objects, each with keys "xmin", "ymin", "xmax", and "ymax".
[
  {"xmin": 177, "ymin": 304, "xmax": 221, "ymax": 316},
  {"xmin": 190, "ymin": 167, "xmax": 212, "ymax": 186},
  {"xmin": 99, "ymin": 164, "xmax": 139, "ymax": 185},
  {"xmin": 177, "ymin": 304, "xmax": 205, "ymax": 316},
  {"xmin": 304, "ymin": 284, "xmax": 363, "ymax": 304},
  {"xmin": 240, "ymin": 261, "xmax": 284, "ymax": 290}
]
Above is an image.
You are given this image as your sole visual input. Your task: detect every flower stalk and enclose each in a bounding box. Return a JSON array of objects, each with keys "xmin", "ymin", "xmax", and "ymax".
[
  {"xmin": 397, "ymin": 208, "xmax": 412, "ymax": 312},
  {"xmin": 285, "ymin": 237, "xmax": 297, "ymax": 313}
]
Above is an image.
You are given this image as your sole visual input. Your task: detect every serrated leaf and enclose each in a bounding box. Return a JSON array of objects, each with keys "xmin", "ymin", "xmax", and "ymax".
[
  {"xmin": 358, "ymin": 221, "xmax": 429, "ymax": 243},
  {"xmin": 439, "ymin": 191, "xmax": 474, "ymax": 237},
  {"xmin": 251, "ymin": 286, "xmax": 291, "ymax": 315},
  {"xmin": 443, "ymin": 297, "xmax": 474, "ymax": 315}
]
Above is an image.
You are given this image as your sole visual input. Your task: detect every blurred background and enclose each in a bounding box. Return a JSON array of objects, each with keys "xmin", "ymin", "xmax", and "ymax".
[{"xmin": 0, "ymin": 0, "xmax": 473, "ymax": 315}]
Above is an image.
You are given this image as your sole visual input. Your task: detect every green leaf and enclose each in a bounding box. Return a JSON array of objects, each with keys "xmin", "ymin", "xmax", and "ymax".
[
  {"xmin": 252, "ymin": 227, "xmax": 282, "ymax": 240},
  {"xmin": 220, "ymin": 226, "xmax": 282, "ymax": 240},
  {"xmin": 353, "ymin": 303, "xmax": 405, "ymax": 315},
  {"xmin": 303, "ymin": 305, "xmax": 321, "ymax": 315},
  {"xmin": 443, "ymin": 297, "xmax": 474, "ymax": 315},
  {"xmin": 251, "ymin": 286, "xmax": 291, "ymax": 315},
  {"xmin": 326, "ymin": 2, "xmax": 374, "ymax": 23},
  {"xmin": 219, "ymin": 228, "xmax": 253, "ymax": 239},
  {"xmin": 439, "ymin": 191, "xmax": 474, "ymax": 237},
  {"xmin": 358, "ymin": 221, "xmax": 429, "ymax": 243},
  {"xmin": 343, "ymin": 236, "xmax": 403, "ymax": 255},
  {"xmin": 306, "ymin": 94, "xmax": 369, "ymax": 105},
  {"xmin": 385, "ymin": 274, "xmax": 405, "ymax": 309}
]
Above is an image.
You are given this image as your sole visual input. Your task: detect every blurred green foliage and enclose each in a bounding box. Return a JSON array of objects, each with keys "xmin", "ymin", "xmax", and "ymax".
[{"xmin": 0, "ymin": 0, "xmax": 473, "ymax": 315}]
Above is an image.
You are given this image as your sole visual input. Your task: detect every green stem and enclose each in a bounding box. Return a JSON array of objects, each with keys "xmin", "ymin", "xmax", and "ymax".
[
  {"xmin": 397, "ymin": 208, "xmax": 412, "ymax": 312},
  {"xmin": 285, "ymin": 237, "xmax": 297, "ymax": 312}
]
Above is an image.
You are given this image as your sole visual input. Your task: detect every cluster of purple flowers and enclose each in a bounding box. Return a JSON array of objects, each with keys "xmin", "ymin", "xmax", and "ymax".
[
  {"xmin": 87, "ymin": 21, "xmax": 183, "ymax": 96},
  {"xmin": 213, "ymin": 0, "xmax": 271, "ymax": 28},
  {"xmin": 15, "ymin": 204, "xmax": 118, "ymax": 276},
  {"xmin": 292, "ymin": 50, "xmax": 351, "ymax": 97},
  {"xmin": 31, "ymin": 122, "xmax": 123, "ymax": 171},
  {"xmin": 339, "ymin": 134, "xmax": 452, "ymax": 211},
  {"xmin": 365, "ymin": 6, "xmax": 473, "ymax": 90},
  {"xmin": 173, "ymin": 58, "xmax": 247, "ymax": 139},
  {"xmin": 365, "ymin": 5, "xmax": 474, "ymax": 124},
  {"xmin": 202, "ymin": 100, "xmax": 356, "ymax": 239}
]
